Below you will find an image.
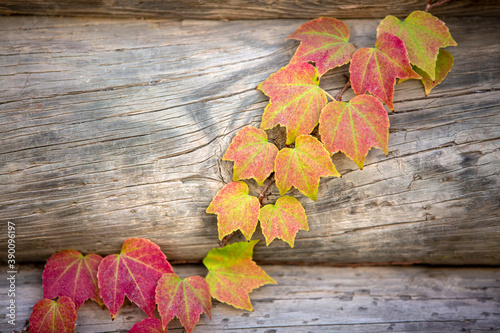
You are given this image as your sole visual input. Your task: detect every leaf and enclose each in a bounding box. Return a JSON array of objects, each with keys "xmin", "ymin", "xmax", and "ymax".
[
  {"xmin": 377, "ymin": 10, "xmax": 457, "ymax": 80},
  {"xmin": 42, "ymin": 250, "xmax": 103, "ymax": 310},
  {"xmin": 156, "ymin": 273, "xmax": 211, "ymax": 333},
  {"xmin": 414, "ymin": 49, "xmax": 454, "ymax": 96},
  {"xmin": 203, "ymin": 240, "xmax": 276, "ymax": 311},
  {"xmin": 259, "ymin": 196, "xmax": 308, "ymax": 248},
  {"xmin": 319, "ymin": 94, "xmax": 390, "ymax": 169},
  {"xmin": 257, "ymin": 62, "xmax": 327, "ymax": 144},
  {"xmin": 128, "ymin": 318, "xmax": 166, "ymax": 333},
  {"xmin": 97, "ymin": 238, "xmax": 173, "ymax": 319},
  {"xmin": 206, "ymin": 181, "xmax": 260, "ymax": 241},
  {"xmin": 274, "ymin": 135, "xmax": 340, "ymax": 201},
  {"xmin": 29, "ymin": 296, "xmax": 77, "ymax": 333},
  {"xmin": 222, "ymin": 126, "xmax": 279, "ymax": 186},
  {"xmin": 349, "ymin": 33, "xmax": 421, "ymax": 111},
  {"xmin": 287, "ymin": 17, "xmax": 356, "ymax": 76}
]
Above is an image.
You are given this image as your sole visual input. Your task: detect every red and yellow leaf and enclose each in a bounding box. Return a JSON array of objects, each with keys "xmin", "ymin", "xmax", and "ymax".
[
  {"xmin": 319, "ymin": 94, "xmax": 389, "ymax": 169},
  {"xmin": 42, "ymin": 250, "xmax": 103, "ymax": 310},
  {"xmin": 414, "ymin": 49, "xmax": 454, "ymax": 96},
  {"xmin": 156, "ymin": 273, "xmax": 211, "ymax": 333},
  {"xmin": 257, "ymin": 62, "xmax": 327, "ymax": 144},
  {"xmin": 287, "ymin": 17, "xmax": 356, "ymax": 76},
  {"xmin": 377, "ymin": 11, "xmax": 457, "ymax": 80},
  {"xmin": 349, "ymin": 33, "xmax": 420, "ymax": 110},
  {"xmin": 97, "ymin": 238, "xmax": 173, "ymax": 319},
  {"xmin": 128, "ymin": 318, "xmax": 166, "ymax": 333},
  {"xmin": 206, "ymin": 181, "xmax": 260, "ymax": 241},
  {"xmin": 222, "ymin": 126, "xmax": 279, "ymax": 186},
  {"xmin": 259, "ymin": 196, "xmax": 308, "ymax": 248},
  {"xmin": 29, "ymin": 296, "xmax": 77, "ymax": 333},
  {"xmin": 203, "ymin": 240, "xmax": 276, "ymax": 311},
  {"xmin": 275, "ymin": 135, "xmax": 340, "ymax": 201}
]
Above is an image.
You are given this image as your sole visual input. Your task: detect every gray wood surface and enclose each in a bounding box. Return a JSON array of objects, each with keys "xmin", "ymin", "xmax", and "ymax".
[
  {"xmin": 1, "ymin": 265, "xmax": 499, "ymax": 332},
  {"xmin": 0, "ymin": 16, "xmax": 499, "ymax": 264},
  {"xmin": 1, "ymin": 0, "xmax": 499, "ymax": 20}
]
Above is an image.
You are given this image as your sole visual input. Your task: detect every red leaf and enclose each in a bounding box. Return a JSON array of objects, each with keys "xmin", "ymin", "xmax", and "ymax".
[
  {"xmin": 29, "ymin": 296, "xmax": 77, "ymax": 333},
  {"xmin": 128, "ymin": 318, "xmax": 167, "ymax": 333},
  {"xmin": 319, "ymin": 94, "xmax": 390, "ymax": 169},
  {"xmin": 42, "ymin": 250, "xmax": 103, "ymax": 309},
  {"xmin": 222, "ymin": 126, "xmax": 279, "ymax": 186},
  {"xmin": 206, "ymin": 181, "xmax": 260, "ymax": 241},
  {"xmin": 287, "ymin": 17, "xmax": 356, "ymax": 76},
  {"xmin": 203, "ymin": 240, "xmax": 276, "ymax": 311},
  {"xmin": 257, "ymin": 62, "xmax": 327, "ymax": 144},
  {"xmin": 97, "ymin": 238, "xmax": 173, "ymax": 319},
  {"xmin": 156, "ymin": 273, "xmax": 211, "ymax": 333},
  {"xmin": 349, "ymin": 33, "xmax": 420, "ymax": 110}
]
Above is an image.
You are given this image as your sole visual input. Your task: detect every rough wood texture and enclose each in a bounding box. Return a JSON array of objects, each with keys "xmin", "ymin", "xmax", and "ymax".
[
  {"xmin": 1, "ymin": 265, "xmax": 499, "ymax": 332},
  {"xmin": 0, "ymin": 16, "xmax": 499, "ymax": 264},
  {"xmin": 1, "ymin": 0, "xmax": 499, "ymax": 19}
]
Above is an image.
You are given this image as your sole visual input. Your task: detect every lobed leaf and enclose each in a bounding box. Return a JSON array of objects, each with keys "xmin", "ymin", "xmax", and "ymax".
[
  {"xmin": 413, "ymin": 49, "xmax": 454, "ymax": 96},
  {"xmin": 156, "ymin": 273, "xmax": 211, "ymax": 333},
  {"xmin": 349, "ymin": 33, "xmax": 420, "ymax": 111},
  {"xmin": 203, "ymin": 240, "xmax": 276, "ymax": 311},
  {"xmin": 257, "ymin": 62, "xmax": 327, "ymax": 144},
  {"xmin": 29, "ymin": 296, "xmax": 77, "ymax": 333},
  {"xmin": 222, "ymin": 126, "xmax": 279, "ymax": 186},
  {"xmin": 275, "ymin": 135, "xmax": 340, "ymax": 201},
  {"xmin": 42, "ymin": 250, "xmax": 103, "ymax": 310},
  {"xmin": 97, "ymin": 238, "xmax": 173, "ymax": 319},
  {"xmin": 259, "ymin": 196, "xmax": 308, "ymax": 248},
  {"xmin": 128, "ymin": 318, "xmax": 166, "ymax": 333},
  {"xmin": 377, "ymin": 11, "xmax": 457, "ymax": 80},
  {"xmin": 287, "ymin": 17, "xmax": 356, "ymax": 76},
  {"xmin": 319, "ymin": 94, "xmax": 389, "ymax": 169},
  {"xmin": 206, "ymin": 181, "xmax": 260, "ymax": 241}
]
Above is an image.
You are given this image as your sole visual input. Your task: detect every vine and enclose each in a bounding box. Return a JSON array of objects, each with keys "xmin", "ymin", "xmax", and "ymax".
[{"xmin": 26, "ymin": 2, "xmax": 456, "ymax": 332}]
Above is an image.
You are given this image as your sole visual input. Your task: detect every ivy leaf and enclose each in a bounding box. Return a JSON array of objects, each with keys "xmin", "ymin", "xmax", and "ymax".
[
  {"xmin": 29, "ymin": 296, "xmax": 77, "ymax": 333},
  {"xmin": 156, "ymin": 273, "xmax": 211, "ymax": 333},
  {"xmin": 222, "ymin": 126, "xmax": 279, "ymax": 186},
  {"xmin": 259, "ymin": 196, "xmax": 308, "ymax": 248},
  {"xmin": 42, "ymin": 250, "xmax": 103, "ymax": 310},
  {"xmin": 349, "ymin": 33, "xmax": 421, "ymax": 111},
  {"xmin": 257, "ymin": 62, "xmax": 327, "ymax": 144},
  {"xmin": 275, "ymin": 135, "xmax": 340, "ymax": 201},
  {"xmin": 128, "ymin": 318, "xmax": 166, "ymax": 333},
  {"xmin": 319, "ymin": 94, "xmax": 389, "ymax": 169},
  {"xmin": 377, "ymin": 10, "xmax": 457, "ymax": 80},
  {"xmin": 206, "ymin": 181, "xmax": 260, "ymax": 241},
  {"xmin": 287, "ymin": 17, "xmax": 356, "ymax": 76},
  {"xmin": 413, "ymin": 49, "xmax": 454, "ymax": 96},
  {"xmin": 203, "ymin": 240, "xmax": 276, "ymax": 311},
  {"xmin": 97, "ymin": 238, "xmax": 173, "ymax": 319}
]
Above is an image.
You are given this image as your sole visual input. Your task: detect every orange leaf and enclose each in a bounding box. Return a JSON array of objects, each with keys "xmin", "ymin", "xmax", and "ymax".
[{"xmin": 29, "ymin": 297, "xmax": 77, "ymax": 333}]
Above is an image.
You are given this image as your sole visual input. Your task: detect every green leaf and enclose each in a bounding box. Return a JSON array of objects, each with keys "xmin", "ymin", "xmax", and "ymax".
[
  {"xmin": 203, "ymin": 240, "xmax": 276, "ymax": 311},
  {"xmin": 414, "ymin": 49, "xmax": 454, "ymax": 96}
]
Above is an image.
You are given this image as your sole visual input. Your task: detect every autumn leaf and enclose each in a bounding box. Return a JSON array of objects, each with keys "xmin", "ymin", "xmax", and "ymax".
[
  {"xmin": 128, "ymin": 318, "xmax": 166, "ymax": 333},
  {"xmin": 97, "ymin": 238, "xmax": 173, "ymax": 319},
  {"xmin": 222, "ymin": 126, "xmax": 279, "ymax": 186},
  {"xmin": 156, "ymin": 273, "xmax": 211, "ymax": 333},
  {"xmin": 42, "ymin": 250, "xmax": 103, "ymax": 310},
  {"xmin": 413, "ymin": 49, "xmax": 454, "ymax": 96},
  {"xmin": 275, "ymin": 135, "xmax": 340, "ymax": 201},
  {"xmin": 377, "ymin": 11, "xmax": 457, "ymax": 80},
  {"xmin": 203, "ymin": 240, "xmax": 276, "ymax": 311},
  {"xmin": 319, "ymin": 94, "xmax": 389, "ymax": 169},
  {"xmin": 206, "ymin": 181, "xmax": 260, "ymax": 241},
  {"xmin": 257, "ymin": 62, "xmax": 327, "ymax": 144},
  {"xmin": 29, "ymin": 297, "xmax": 77, "ymax": 333},
  {"xmin": 349, "ymin": 33, "xmax": 421, "ymax": 110},
  {"xmin": 259, "ymin": 196, "xmax": 308, "ymax": 248},
  {"xmin": 287, "ymin": 17, "xmax": 356, "ymax": 76}
]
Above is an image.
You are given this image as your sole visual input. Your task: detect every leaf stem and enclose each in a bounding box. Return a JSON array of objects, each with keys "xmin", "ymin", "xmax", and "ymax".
[
  {"xmin": 219, "ymin": 231, "xmax": 236, "ymax": 247},
  {"xmin": 259, "ymin": 174, "xmax": 275, "ymax": 206},
  {"xmin": 335, "ymin": 75, "xmax": 351, "ymax": 101},
  {"xmin": 322, "ymin": 89, "xmax": 336, "ymax": 101},
  {"xmin": 425, "ymin": 0, "xmax": 453, "ymax": 12}
]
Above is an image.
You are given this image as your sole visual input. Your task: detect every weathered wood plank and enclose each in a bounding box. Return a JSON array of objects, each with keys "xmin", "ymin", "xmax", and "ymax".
[
  {"xmin": 1, "ymin": 265, "xmax": 499, "ymax": 332},
  {"xmin": 0, "ymin": 16, "xmax": 499, "ymax": 264},
  {"xmin": 1, "ymin": 0, "xmax": 499, "ymax": 20}
]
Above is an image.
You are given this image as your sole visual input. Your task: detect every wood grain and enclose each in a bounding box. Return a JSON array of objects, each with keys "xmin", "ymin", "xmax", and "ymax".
[
  {"xmin": 1, "ymin": 265, "xmax": 499, "ymax": 332},
  {"xmin": 1, "ymin": 0, "xmax": 499, "ymax": 20},
  {"xmin": 0, "ymin": 16, "xmax": 499, "ymax": 264}
]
